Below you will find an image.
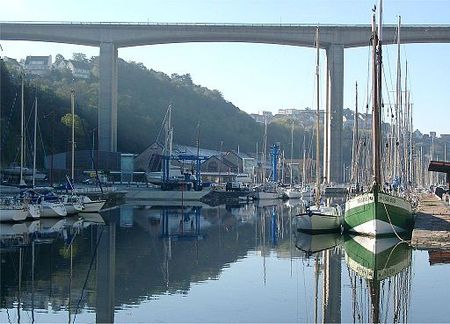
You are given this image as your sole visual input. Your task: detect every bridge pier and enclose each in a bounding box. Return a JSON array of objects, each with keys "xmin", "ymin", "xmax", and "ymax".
[
  {"xmin": 99, "ymin": 42, "xmax": 118, "ymax": 152},
  {"xmin": 325, "ymin": 44, "xmax": 344, "ymax": 183}
]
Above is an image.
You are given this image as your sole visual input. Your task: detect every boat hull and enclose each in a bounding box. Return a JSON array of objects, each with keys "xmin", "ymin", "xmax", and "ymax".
[
  {"xmin": 82, "ymin": 200, "xmax": 106, "ymax": 213},
  {"xmin": 296, "ymin": 206, "xmax": 342, "ymax": 233},
  {"xmin": 40, "ymin": 202, "xmax": 67, "ymax": 218},
  {"xmin": 27, "ymin": 204, "xmax": 41, "ymax": 219},
  {"xmin": 344, "ymin": 191, "xmax": 414, "ymax": 236},
  {"xmin": 285, "ymin": 189, "xmax": 301, "ymax": 199},
  {"xmin": 255, "ymin": 191, "xmax": 280, "ymax": 200},
  {"xmin": 0, "ymin": 208, "xmax": 28, "ymax": 222}
]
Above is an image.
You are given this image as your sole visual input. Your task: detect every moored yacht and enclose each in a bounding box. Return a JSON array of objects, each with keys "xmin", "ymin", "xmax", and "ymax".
[
  {"xmin": 80, "ymin": 195, "xmax": 106, "ymax": 213},
  {"xmin": 0, "ymin": 197, "xmax": 28, "ymax": 222}
]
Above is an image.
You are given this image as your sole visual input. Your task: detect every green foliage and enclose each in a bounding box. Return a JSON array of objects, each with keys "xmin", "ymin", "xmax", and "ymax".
[
  {"xmin": 60, "ymin": 113, "xmax": 83, "ymax": 137},
  {"xmin": 1, "ymin": 54, "xmax": 357, "ymax": 169}
]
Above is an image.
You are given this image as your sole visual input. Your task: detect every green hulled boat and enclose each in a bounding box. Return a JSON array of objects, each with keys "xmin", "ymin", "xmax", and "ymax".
[
  {"xmin": 344, "ymin": 187, "xmax": 414, "ymax": 236},
  {"xmin": 344, "ymin": 8, "xmax": 413, "ymax": 236}
]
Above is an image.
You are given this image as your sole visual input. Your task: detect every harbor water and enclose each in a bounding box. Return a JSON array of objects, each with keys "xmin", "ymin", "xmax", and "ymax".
[{"xmin": 1, "ymin": 200, "xmax": 449, "ymax": 323}]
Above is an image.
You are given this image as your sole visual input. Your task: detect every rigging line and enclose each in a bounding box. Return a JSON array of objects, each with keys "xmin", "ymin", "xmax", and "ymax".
[
  {"xmin": 300, "ymin": 256, "xmax": 310, "ymax": 323},
  {"xmin": 383, "ymin": 24, "xmax": 397, "ymax": 101},
  {"xmin": 365, "ymin": 41, "xmax": 372, "ymax": 116},
  {"xmin": 1, "ymin": 89, "xmax": 19, "ymax": 151},
  {"xmin": 155, "ymin": 103, "xmax": 172, "ymax": 146},
  {"xmin": 381, "ymin": 201, "xmax": 411, "ymax": 244},
  {"xmin": 36, "ymin": 117, "xmax": 47, "ymax": 160},
  {"xmin": 72, "ymin": 225, "xmax": 104, "ymax": 324},
  {"xmin": 6, "ymin": 307, "xmax": 12, "ymax": 324},
  {"xmin": 346, "ymin": 262, "xmax": 361, "ymax": 323},
  {"xmin": 382, "ymin": 64, "xmax": 395, "ymax": 117}
]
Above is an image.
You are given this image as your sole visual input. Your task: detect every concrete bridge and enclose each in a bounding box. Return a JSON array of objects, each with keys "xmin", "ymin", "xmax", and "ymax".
[{"xmin": 2, "ymin": 22, "xmax": 450, "ymax": 182}]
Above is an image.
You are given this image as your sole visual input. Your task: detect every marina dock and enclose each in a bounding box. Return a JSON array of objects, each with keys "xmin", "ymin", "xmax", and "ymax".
[{"xmin": 411, "ymin": 194, "xmax": 450, "ymax": 250}]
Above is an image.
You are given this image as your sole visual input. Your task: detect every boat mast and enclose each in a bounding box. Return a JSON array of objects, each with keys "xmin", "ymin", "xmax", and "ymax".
[
  {"xmin": 372, "ymin": 4, "xmax": 382, "ymax": 186},
  {"xmin": 315, "ymin": 26, "xmax": 321, "ymax": 206},
  {"xmin": 351, "ymin": 82, "xmax": 359, "ymax": 184},
  {"xmin": 302, "ymin": 134, "xmax": 306, "ymax": 186},
  {"xmin": 404, "ymin": 60, "xmax": 409, "ymax": 186},
  {"xmin": 71, "ymin": 89, "xmax": 75, "ymax": 183},
  {"xmin": 20, "ymin": 74, "xmax": 25, "ymax": 186},
  {"xmin": 262, "ymin": 117, "xmax": 268, "ymax": 183},
  {"xmin": 394, "ymin": 16, "xmax": 402, "ymax": 181},
  {"xmin": 290, "ymin": 120, "xmax": 294, "ymax": 186},
  {"xmin": 32, "ymin": 95, "xmax": 37, "ymax": 187}
]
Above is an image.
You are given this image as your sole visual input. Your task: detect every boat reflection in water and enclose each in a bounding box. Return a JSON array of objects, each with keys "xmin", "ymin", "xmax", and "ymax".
[
  {"xmin": 295, "ymin": 232, "xmax": 342, "ymax": 257},
  {"xmin": 0, "ymin": 200, "xmax": 420, "ymax": 322},
  {"xmin": 0, "ymin": 213, "xmax": 106, "ymax": 323},
  {"xmin": 344, "ymin": 235, "xmax": 412, "ymax": 323}
]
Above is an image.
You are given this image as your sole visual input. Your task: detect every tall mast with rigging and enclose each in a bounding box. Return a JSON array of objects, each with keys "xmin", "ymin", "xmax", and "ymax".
[
  {"xmin": 351, "ymin": 82, "xmax": 359, "ymax": 185},
  {"xmin": 372, "ymin": 5, "xmax": 382, "ymax": 186},
  {"xmin": 32, "ymin": 95, "xmax": 37, "ymax": 187},
  {"xmin": 20, "ymin": 74, "xmax": 25, "ymax": 186},
  {"xmin": 71, "ymin": 89, "xmax": 75, "ymax": 183}
]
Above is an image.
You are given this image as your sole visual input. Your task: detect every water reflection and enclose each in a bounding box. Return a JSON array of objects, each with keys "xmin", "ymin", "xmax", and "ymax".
[
  {"xmin": 344, "ymin": 235, "xmax": 412, "ymax": 323},
  {"xmin": 1, "ymin": 201, "xmax": 307, "ymax": 322},
  {"xmin": 0, "ymin": 201, "xmax": 423, "ymax": 323},
  {"xmin": 0, "ymin": 214, "xmax": 105, "ymax": 323}
]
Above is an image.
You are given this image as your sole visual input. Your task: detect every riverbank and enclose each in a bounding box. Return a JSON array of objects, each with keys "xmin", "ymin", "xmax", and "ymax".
[{"xmin": 411, "ymin": 194, "xmax": 450, "ymax": 250}]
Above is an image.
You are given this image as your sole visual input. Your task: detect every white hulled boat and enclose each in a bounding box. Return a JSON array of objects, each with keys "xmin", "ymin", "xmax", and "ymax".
[
  {"xmin": 80, "ymin": 195, "xmax": 106, "ymax": 213},
  {"xmin": 0, "ymin": 197, "xmax": 29, "ymax": 222},
  {"xmin": 295, "ymin": 28, "xmax": 344, "ymax": 234},
  {"xmin": 60, "ymin": 194, "xmax": 84, "ymax": 214}
]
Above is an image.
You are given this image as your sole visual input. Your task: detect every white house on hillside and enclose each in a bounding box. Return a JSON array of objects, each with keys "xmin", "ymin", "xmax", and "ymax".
[
  {"xmin": 24, "ymin": 55, "xmax": 52, "ymax": 76},
  {"xmin": 68, "ymin": 60, "xmax": 91, "ymax": 79}
]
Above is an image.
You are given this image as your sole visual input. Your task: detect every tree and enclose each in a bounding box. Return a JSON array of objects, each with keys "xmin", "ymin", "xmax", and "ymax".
[
  {"xmin": 55, "ymin": 54, "xmax": 65, "ymax": 65},
  {"xmin": 61, "ymin": 113, "xmax": 83, "ymax": 137}
]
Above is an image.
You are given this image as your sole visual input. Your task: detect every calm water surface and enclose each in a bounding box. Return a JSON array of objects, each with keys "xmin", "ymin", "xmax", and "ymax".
[{"xmin": 1, "ymin": 200, "xmax": 449, "ymax": 323}]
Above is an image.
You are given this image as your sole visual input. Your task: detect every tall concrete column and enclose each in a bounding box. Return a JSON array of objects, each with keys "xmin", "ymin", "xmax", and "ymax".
[
  {"xmin": 99, "ymin": 42, "xmax": 118, "ymax": 152},
  {"xmin": 326, "ymin": 44, "xmax": 344, "ymax": 183},
  {"xmin": 323, "ymin": 65, "xmax": 330, "ymax": 182}
]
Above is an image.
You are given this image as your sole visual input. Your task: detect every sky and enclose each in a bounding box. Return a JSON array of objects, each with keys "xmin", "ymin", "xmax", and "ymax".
[{"xmin": 1, "ymin": 0, "xmax": 449, "ymax": 136}]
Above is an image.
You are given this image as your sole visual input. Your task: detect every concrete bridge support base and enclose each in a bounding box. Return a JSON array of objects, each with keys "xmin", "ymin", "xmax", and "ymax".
[{"xmin": 99, "ymin": 42, "xmax": 118, "ymax": 152}]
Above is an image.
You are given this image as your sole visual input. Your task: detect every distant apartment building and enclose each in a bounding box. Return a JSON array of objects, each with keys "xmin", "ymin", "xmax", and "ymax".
[
  {"xmin": 53, "ymin": 59, "xmax": 91, "ymax": 79},
  {"xmin": 24, "ymin": 55, "xmax": 52, "ymax": 76},
  {"xmin": 250, "ymin": 111, "xmax": 274, "ymax": 124}
]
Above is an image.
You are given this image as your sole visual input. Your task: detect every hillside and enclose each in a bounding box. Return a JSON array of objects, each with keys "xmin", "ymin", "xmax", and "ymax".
[{"xmin": 0, "ymin": 55, "xmax": 352, "ymax": 169}]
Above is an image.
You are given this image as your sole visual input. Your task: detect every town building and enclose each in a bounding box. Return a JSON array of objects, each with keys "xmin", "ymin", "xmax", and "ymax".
[
  {"xmin": 24, "ymin": 55, "xmax": 52, "ymax": 76},
  {"xmin": 67, "ymin": 60, "xmax": 91, "ymax": 79}
]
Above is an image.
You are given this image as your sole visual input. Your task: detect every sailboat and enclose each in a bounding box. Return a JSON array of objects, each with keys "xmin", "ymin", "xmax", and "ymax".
[
  {"xmin": 62, "ymin": 90, "xmax": 105, "ymax": 213},
  {"xmin": 296, "ymin": 27, "xmax": 343, "ymax": 233},
  {"xmin": 0, "ymin": 197, "xmax": 29, "ymax": 222},
  {"xmin": 0, "ymin": 75, "xmax": 40, "ymax": 221},
  {"xmin": 344, "ymin": 4, "xmax": 414, "ymax": 236},
  {"xmin": 254, "ymin": 120, "xmax": 283, "ymax": 200},
  {"xmin": 23, "ymin": 93, "xmax": 67, "ymax": 218},
  {"xmin": 285, "ymin": 121, "xmax": 302, "ymax": 199}
]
